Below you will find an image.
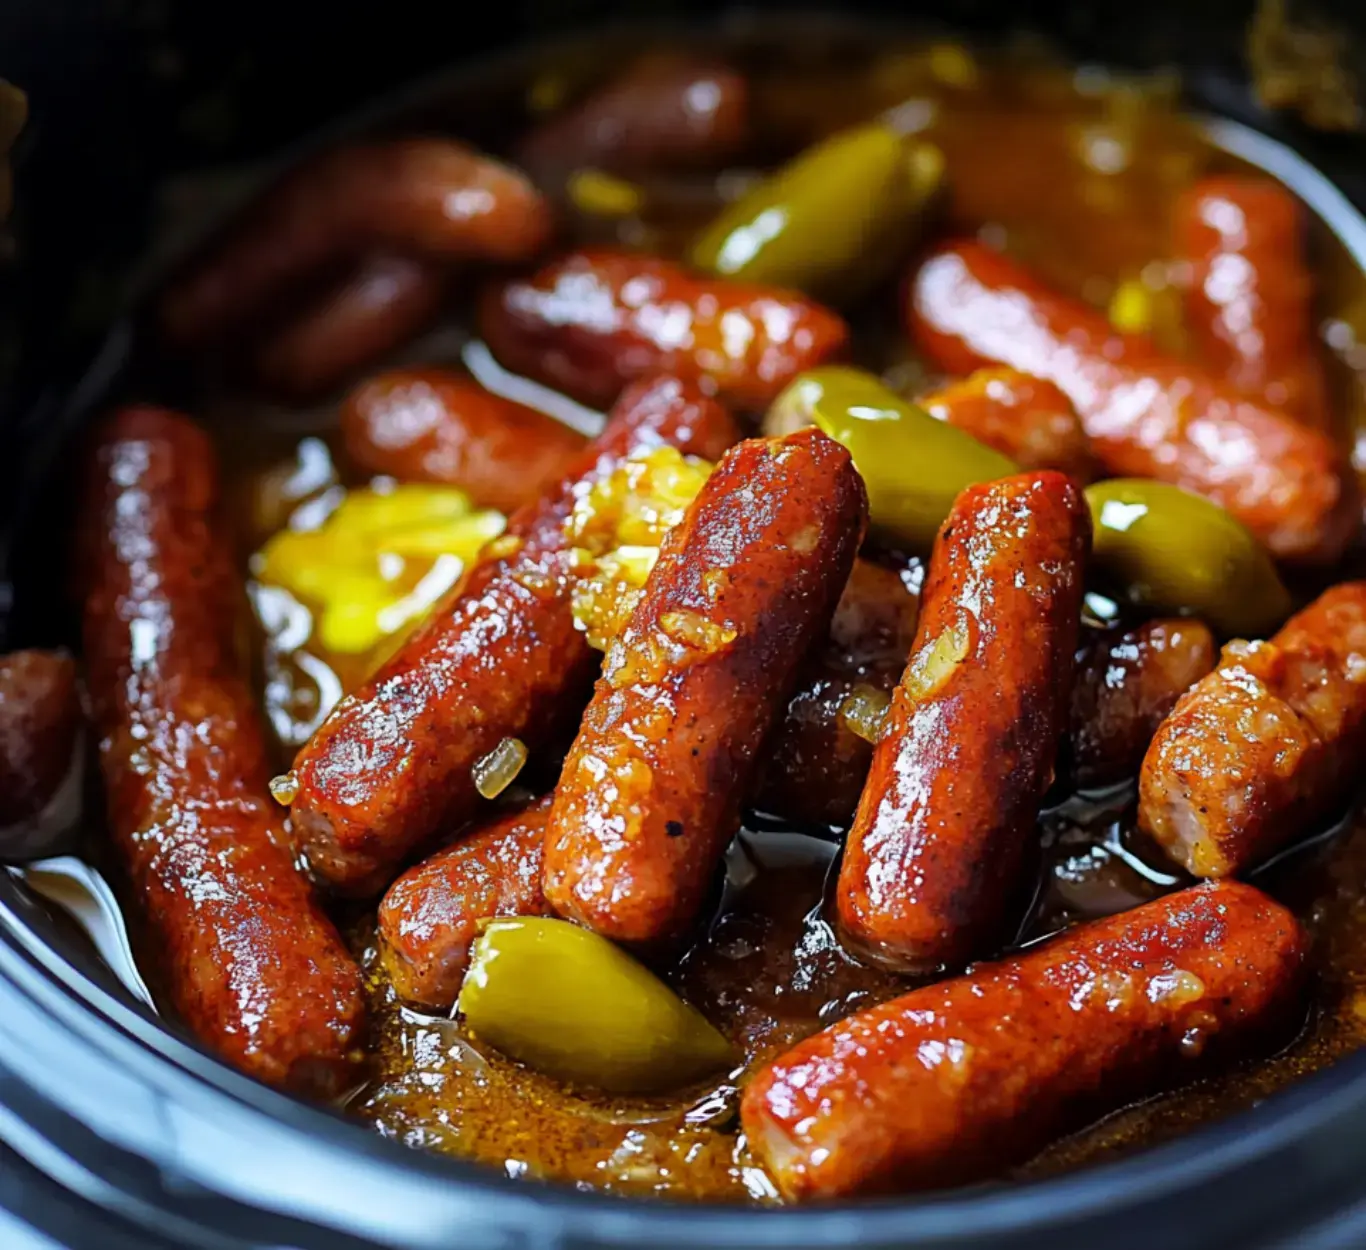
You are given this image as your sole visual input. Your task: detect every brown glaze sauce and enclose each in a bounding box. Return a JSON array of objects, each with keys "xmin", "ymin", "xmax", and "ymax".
[{"xmin": 52, "ymin": 25, "xmax": 1366, "ymax": 1203}]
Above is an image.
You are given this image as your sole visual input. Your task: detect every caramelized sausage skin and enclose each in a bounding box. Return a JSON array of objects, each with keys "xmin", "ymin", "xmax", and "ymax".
[
  {"xmin": 543, "ymin": 428, "xmax": 868, "ymax": 944},
  {"xmin": 478, "ymin": 248, "xmax": 849, "ymax": 411},
  {"xmin": 1070, "ymin": 618, "xmax": 1217, "ymax": 790},
  {"xmin": 162, "ymin": 139, "xmax": 551, "ymax": 346},
  {"xmin": 753, "ymin": 559, "xmax": 919, "ymax": 827},
  {"xmin": 379, "ymin": 797, "xmax": 552, "ymax": 1008},
  {"xmin": 1139, "ymin": 582, "xmax": 1366, "ymax": 877},
  {"xmin": 922, "ymin": 368, "xmax": 1094, "ymax": 480},
  {"xmin": 0, "ymin": 649, "xmax": 80, "ymax": 828},
  {"xmin": 837, "ymin": 471, "xmax": 1090, "ymax": 972},
  {"xmin": 253, "ymin": 253, "xmax": 448, "ymax": 401},
  {"xmin": 516, "ymin": 56, "xmax": 749, "ymax": 177},
  {"xmin": 743, "ymin": 880, "xmax": 1306, "ymax": 1200},
  {"xmin": 908, "ymin": 240, "xmax": 1355, "ymax": 564},
  {"xmin": 80, "ymin": 407, "xmax": 365, "ymax": 1097},
  {"xmin": 1174, "ymin": 175, "xmax": 1328, "ymax": 426},
  {"xmin": 340, "ymin": 366, "xmax": 586, "ymax": 513},
  {"xmin": 289, "ymin": 376, "xmax": 740, "ymax": 897}
]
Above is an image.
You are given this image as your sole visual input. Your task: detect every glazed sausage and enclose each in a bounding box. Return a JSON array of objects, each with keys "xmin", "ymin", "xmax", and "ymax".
[
  {"xmin": 287, "ymin": 376, "xmax": 740, "ymax": 896},
  {"xmin": 543, "ymin": 428, "xmax": 867, "ymax": 944},
  {"xmin": 340, "ymin": 366, "xmax": 586, "ymax": 513},
  {"xmin": 253, "ymin": 253, "xmax": 448, "ymax": 401},
  {"xmin": 0, "ymin": 650, "xmax": 80, "ymax": 829},
  {"xmin": 516, "ymin": 56, "xmax": 749, "ymax": 177},
  {"xmin": 752, "ymin": 559, "xmax": 919, "ymax": 827},
  {"xmin": 379, "ymin": 797, "xmax": 552, "ymax": 1008},
  {"xmin": 80, "ymin": 406, "xmax": 365, "ymax": 1097},
  {"xmin": 162, "ymin": 139, "xmax": 552, "ymax": 346},
  {"xmin": 907, "ymin": 240, "xmax": 1355, "ymax": 564},
  {"xmin": 921, "ymin": 368, "xmax": 1094, "ymax": 480},
  {"xmin": 478, "ymin": 248, "xmax": 849, "ymax": 412},
  {"xmin": 1070, "ymin": 619, "xmax": 1217, "ymax": 790},
  {"xmin": 1139, "ymin": 581, "xmax": 1366, "ymax": 877},
  {"xmin": 837, "ymin": 471, "xmax": 1090, "ymax": 972},
  {"xmin": 743, "ymin": 880, "xmax": 1306, "ymax": 1200},
  {"xmin": 1174, "ymin": 175, "xmax": 1328, "ymax": 427}
]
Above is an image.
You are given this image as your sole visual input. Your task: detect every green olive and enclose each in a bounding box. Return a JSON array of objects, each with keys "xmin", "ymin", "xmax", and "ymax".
[
  {"xmin": 690, "ymin": 123, "xmax": 944, "ymax": 303},
  {"xmin": 1085, "ymin": 479, "xmax": 1292, "ymax": 638},
  {"xmin": 457, "ymin": 917, "xmax": 736, "ymax": 1094},
  {"xmin": 773, "ymin": 366, "xmax": 1018, "ymax": 551}
]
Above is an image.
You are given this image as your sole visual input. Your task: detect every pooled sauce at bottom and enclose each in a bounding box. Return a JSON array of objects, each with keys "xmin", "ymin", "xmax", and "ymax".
[{"xmin": 352, "ymin": 789, "xmax": 1366, "ymax": 1201}]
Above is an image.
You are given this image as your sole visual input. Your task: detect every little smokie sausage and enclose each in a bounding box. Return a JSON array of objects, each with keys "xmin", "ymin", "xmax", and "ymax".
[
  {"xmin": 340, "ymin": 365, "xmax": 586, "ymax": 514},
  {"xmin": 1070, "ymin": 618, "xmax": 1217, "ymax": 790},
  {"xmin": 908, "ymin": 240, "xmax": 1354, "ymax": 564},
  {"xmin": 752, "ymin": 558, "xmax": 920, "ymax": 827},
  {"xmin": 516, "ymin": 56, "xmax": 749, "ymax": 178},
  {"xmin": 379, "ymin": 797, "xmax": 552, "ymax": 1008},
  {"xmin": 478, "ymin": 248, "xmax": 849, "ymax": 412},
  {"xmin": 743, "ymin": 880, "xmax": 1306, "ymax": 1200},
  {"xmin": 0, "ymin": 649, "xmax": 80, "ymax": 829},
  {"xmin": 1139, "ymin": 581, "xmax": 1366, "ymax": 877},
  {"xmin": 80, "ymin": 407, "xmax": 365, "ymax": 1097},
  {"xmin": 162, "ymin": 139, "xmax": 551, "ymax": 347},
  {"xmin": 287, "ymin": 376, "xmax": 740, "ymax": 896},
  {"xmin": 1174, "ymin": 175, "xmax": 1328, "ymax": 427},
  {"xmin": 253, "ymin": 253, "xmax": 448, "ymax": 401},
  {"xmin": 543, "ymin": 428, "xmax": 867, "ymax": 945},
  {"xmin": 837, "ymin": 471, "xmax": 1090, "ymax": 973},
  {"xmin": 921, "ymin": 368, "xmax": 1094, "ymax": 481}
]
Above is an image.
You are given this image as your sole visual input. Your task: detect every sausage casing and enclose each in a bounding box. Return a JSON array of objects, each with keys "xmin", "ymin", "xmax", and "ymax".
[
  {"xmin": 1174, "ymin": 175, "xmax": 1328, "ymax": 426},
  {"xmin": 516, "ymin": 56, "xmax": 749, "ymax": 177},
  {"xmin": 0, "ymin": 649, "xmax": 80, "ymax": 829},
  {"xmin": 162, "ymin": 139, "xmax": 551, "ymax": 346},
  {"xmin": 478, "ymin": 248, "xmax": 849, "ymax": 412},
  {"xmin": 743, "ymin": 880, "xmax": 1306, "ymax": 1200},
  {"xmin": 1070, "ymin": 618, "xmax": 1217, "ymax": 790},
  {"xmin": 543, "ymin": 428, "xmax": 868, "ymax": 944},
  {"xmin": 288, "ymin": 376, "xmax": 740, "ymax": 896},
  {"xmin": 340, "ymin": 366, "xmax": 586, "ymax": 513},
  {"xmin": 253, "ymin": 253, "xmax": 448, "ymax": 401},
  {"xmin": 1139, "ymin": 581, "xmax": 1366, "ymax": 876},
  {"xmin": 837, "ymin": 471, "xmax": 1090, "ymax": 972},
  {"xmin": 908, "ymin": 240, "xmax": 1355, "ymax": 564},
  {"xmin": 753, "ymin": 559, "xmax": 919, "ymax": 827},
  {"xmin": 80, "ymin": 407, "xmax": 365, "ymax": 1097},
  {"xmin": 922, "ymin": 368, "xmax": 1094, "ymax": 480},
  {"xmin": 378, "ymin": 797, "xmax": 552, "ymax": 1008}
]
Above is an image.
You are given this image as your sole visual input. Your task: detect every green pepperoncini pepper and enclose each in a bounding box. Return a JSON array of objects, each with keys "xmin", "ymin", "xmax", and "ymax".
[
  {"xmin": 772, "ymin": 365, "xmax": 1018, "ymax": 551},
  {"xmin": 458, "ymin": 917, "xmax": 737, "ymax": 1094},
  {"xmin": 1085, "ymin": 479, "xmax": 1293, "ymax": 637}
]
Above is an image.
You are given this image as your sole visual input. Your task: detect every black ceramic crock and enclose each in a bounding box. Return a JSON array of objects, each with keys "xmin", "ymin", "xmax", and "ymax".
[{"xmin": 6, "ymin": 2, "xmax": 1366, "ymax": 1246}]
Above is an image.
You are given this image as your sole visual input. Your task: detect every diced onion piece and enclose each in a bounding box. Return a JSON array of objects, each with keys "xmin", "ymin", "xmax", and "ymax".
[
  {"xmin": 904, "ymin": 617, "xmax": 972, "ymax": 703},
  {"xmin": 839, "ymin": 684, "xmax": 893, "ymax": 744},
  {"xmin": 268, "ymin": 772, "xmax": 299, "ymax": 806},
  {"xmin": 568, "ymin": 168, "xmax": 644, "ymax": 217},
  {"xmin": 474, "ymin": 737, "xmax": 529, "ymax": 800}
]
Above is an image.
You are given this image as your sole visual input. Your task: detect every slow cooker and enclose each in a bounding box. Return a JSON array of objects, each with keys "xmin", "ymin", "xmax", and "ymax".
[{"xmin": 6, "ymin": 1, "xmax": 1366, "ymax": 1245}]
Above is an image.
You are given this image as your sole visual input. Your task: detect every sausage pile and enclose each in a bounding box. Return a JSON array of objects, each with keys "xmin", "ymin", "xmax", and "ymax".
[{"xmin": 11, "ymin": 46, "xmax": 1366, "ymax": 1204}]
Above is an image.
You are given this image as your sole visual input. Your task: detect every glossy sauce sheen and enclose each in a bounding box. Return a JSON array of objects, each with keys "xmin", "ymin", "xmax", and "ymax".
[
  {"xmin": 70, "ymin": 35, "xmax": 1366, "ymax": 1204},
  {"xmin": 289, "ymin": 377, "xmax": 740, "ymax": 896},
  {"xmin": 478, "ymin": 249, "xmax": 850, "ymax": 411},
  {"xmin": 744, "ymin": 881, "xmax": 1307, "ymax": 1200},
  {"xmin": 80, "ymin": 407, "xmax": 366, "ymax": 1096},
  {"xmin": 543, "ymin": 428, "xmax": 868, "ymax": 944},
  {"xmin": 908, "ymin": 240, "xmax": 1356, "ymax": 564},
  {"xmin": 837, "ymin": 471, "xmax": 1090, "ymax": 972}
]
